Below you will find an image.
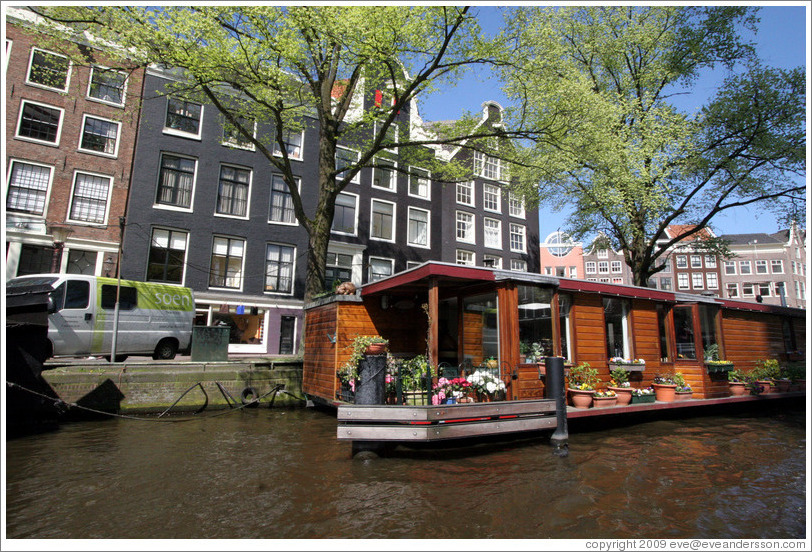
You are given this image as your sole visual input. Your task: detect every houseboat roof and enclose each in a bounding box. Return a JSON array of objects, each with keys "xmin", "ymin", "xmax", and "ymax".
[{"xmin": 360, "ymin": 262, "xmax": 805, "ymax": 318}]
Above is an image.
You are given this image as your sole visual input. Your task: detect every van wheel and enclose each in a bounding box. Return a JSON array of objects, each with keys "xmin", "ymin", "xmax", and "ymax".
[
  {"xmin": 104, "ymin": 354, "xmax": 129, "ymax": 362},
  {"xmin": 153, "ymin": 339, "xmax": 178, "ymax": 360}
]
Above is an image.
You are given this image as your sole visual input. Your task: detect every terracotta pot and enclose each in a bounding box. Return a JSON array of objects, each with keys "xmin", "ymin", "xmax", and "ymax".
[
  {"xmin": 568, "ymin": 388, "xmax": 594, "ymax": 409},
  {"xmin": 675, "ymin": 391, "xmax": 693, "ymax": 401},
  {"xmin": 652, "ymin": 383, "xmax": 677, "ymax": 402},
  {"xmin": 609, "ymin": 387, "xmax": 633, "ymax": 406},
  {"xmin": 728, "ymin": 382, "xmax": 748, "ymax": 396},
  {"xmin": 592, "ymin": 396, "xmax": 617, "ymax": 408},
  {"xmin": 364, "ymin": 343, "xmax": 386, "ymax": 355},
  {"xmin": 756, "ymin": 380, "xmax": 774, "ymax": 394}
]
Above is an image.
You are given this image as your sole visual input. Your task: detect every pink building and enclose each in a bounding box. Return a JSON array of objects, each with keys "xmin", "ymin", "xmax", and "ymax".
[{"xmin": 539, "ymin": 231, "xmax": 584, "ymax": 279}]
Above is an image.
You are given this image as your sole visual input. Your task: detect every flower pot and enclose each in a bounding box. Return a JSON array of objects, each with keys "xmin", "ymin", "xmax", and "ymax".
[
  {"xmin": 568, "ymin": 388, "xmax": 595, "ymax": 409},
  {"xmin": 608, "ymin": 363, "xmax": 645, "ymax": 372},
  {"xmin": 675, "ymin": 391, "xmax": 693, "ymax": 401},
  {"xmin": 631, "ymin": 393, "xmax": 656, "ymax": 404},
  {"xmin": 652, "ymin": 383, "xmax": 677, "ymax": 402},
  {"xmin": 775, "ymin": 379, "xmax": 791, "ymax": 393},
  {"xmin": 728, "ymin": 382, "xmax": 748, "ymax": 396},
  {"xmin": 705, "ymin": 362, "xmax": 734, "ymax": 374},
  {"xmin": 608, "ymin": 387, "xmax": 633, "ymax": 406},
  {"xmin": 442, "ymin": 397, "xmax": 457, "ymax": 405},
  {"xmin": 756, "ymin": 380, "xmax": 774, "ymax": 394},
  {"xmin": 592, "ymin": 396, "xmax": 617, "ymax": 408},
  {"xmin": 364, "ymin": 343, "xmax": 386, "ymax": 355}
]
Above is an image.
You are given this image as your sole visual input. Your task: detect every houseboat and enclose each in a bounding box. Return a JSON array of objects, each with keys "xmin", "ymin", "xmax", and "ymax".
[{"xmin": 303, "ymin": 262, "xmax": 806, "ymax": 405}]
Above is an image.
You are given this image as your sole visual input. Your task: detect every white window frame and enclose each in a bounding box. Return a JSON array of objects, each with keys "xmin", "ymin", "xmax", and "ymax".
[
  {"xmin": 704, "ymin": 255, "xmax": 717, "ymax": 269},
  {"xmin": 163, "ymin": 97, "xmax": 203, "ymax": 140},
  {"xmin": 456, "ymin": 181, "xmax": 474, "ymax": 206},
  {"xmin": 676, "ymin": 255, "xmax": 688, "ymax": 269},
  {"xmin": 690, "ymin": 255, "xmax": 702, "ymax": 268},
  {"xmin": 209, "ymin": 235, "xmax": 246, "ymax": 291},
  {"xmin": 370, "ymin": 198, "xmax": 396, "ymax": 243},
  {"xmin": 264, "ymin": 242, "xmax": 297, "ymax": 296},
  {"xmin": 456, "ymin": 211, "xmax": 475, "ymax": 244},
  {"xmin": 757, "ymin": 282, "xmax": 771, "ymax": 297},
  {"xmin": 726, "ymin": 283, "xmax": 739, "ymax": 298},
  {"xmin": 6, "ymin": 159, "xmax": 54, "ymax": 217},
  {"xmin": 456, "ymin": 249, "xmax": 475, "ymax": 266},
  {"xmin": 598, "ymin": 261, "xmax": 609, "ymax": 274},
  {"xmin": 755, "ymin": 260, "xmax": 768, "ymax": 274},
  {"xmin": 331, "ymin": 192, "xmax": 358, "ymax": 236},
  {"xmin": 368, "ymin": 256, "xmax": 395, "ymax": 282},
  {"xmin": 706, "ymin": 272, "xmax": 718, "ymax": 290},
  {"xmin": 597, "ymin": 249, "xmax": 609, "ymax": 259},
  {"xmin": 86, "ymin": 65, "xmax": 127, "ymax": 107},
  {"xmin": 407, "ymin": 206, "xmax": 430, "ymax": 249},
  {"xmin": 569, "ymin": 266, "xmax": 578, "ymax": 278},
  {"xmin": 771, "ymin": 259, "xmax": 784, "ymax": 274},
  {"xmin": 66, "ymin": 170, "xmax": 113, "ymax": 226},
  {"xmin": 660, "ymin": 277, "xmax": 672, "ymax": 291},
  {"xmin": 739, "ymin": 260, "xmax": 752, "ymax": 275},
  {"xmin": 26, "ymin": 47, "xmax": 71, "ymax": 92},
  {"xmin": 335, "ymin": 146, "xmax": 360, "ymax": 184},
  {"xmin": 483, "ymin": 217, "xmax": 502, "ymax": 250},
  {"xmin": 508, "ymin": 192, "xmax": 525, "ymax": 219},
  {"xmin": 677, "ymin": 273, "xmax": 689, "ymax": 290},
  {"xmin": 273, "ymin": 128, "xmax": 304, "ymax": 161},
  {"xmin": 374, "ymin": 120, "xmax": 398, "ymax": 153},
  {"xmin": 146, "ymin": 227, "xmax": 189, "ymax": 285},
  {"xmin": 483, "ymin": 183, "xmax": 501, "ymax": 213},
  {"xmin": 724, "ymin": 261, "xmax": 736, "ymax": 275},
  {"xmin": 691, "ymin": 273, "xmax": 704, "ymax": 289},
  {"xmin": 78, "ymin": 114, "xmax": 122, "ymax": 158},
  {"xmin": 222, "ymin": 116, "xmax": 256, "ymax": 151},
  {"xmin": 154, "ymin": 152, "xmax": 197, "ymax": 213},
  {"xmin": 214, "ymin": 163, "xmax": 252, "ymax": 220},
  {"xmin": 509, "ymin": 223, "xmax": 526, "ymax": 253},
  {"xmin": 408, "ymin": 167, "xmax": 431, "ymax": 200},
  {"xmin": 474, "ymin": 150, "xmax": 502, "ymax": 181},
  {"xmin": 483, "ymin": 255, "xmax": 502, "ymax": 269},
  {"xmin": 742, "ymin": 283, "xmax": 755, "ymax": 297},
  {"xmin": 610, "ymin": 260, "xmax": 622, "ymax": 274},
  {"xmin": 372, "ymin": 157, "xmax": 397, "ymax": 193},
  {"xmin": 15, "ymin": 99, "xmax": 65, "ymax": 146},
  {"xmin": 585, "ymin": 261, "xmax": 597, "ymax": 275},
  {"xmin": 268, "ymin": 174, "xmax": 300, "ymax": 226}
]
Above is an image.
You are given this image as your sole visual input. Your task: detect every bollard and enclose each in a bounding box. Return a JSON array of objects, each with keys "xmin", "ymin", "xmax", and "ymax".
[
  {"xmin": 545, "ymin": 356, "xmax": 569, "ymax": 457},
  {"xmin": 352, "ymin": 354, "xmax": 387, "ymax": 458}
]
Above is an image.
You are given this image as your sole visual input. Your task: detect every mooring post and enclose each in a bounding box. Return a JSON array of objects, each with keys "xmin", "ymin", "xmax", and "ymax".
[
  {"xmin": 545, "ymin": 356, "xmax": 569, "ymax": 457},
  {"xmin": 351, "ymin": 353, "xmax": 387, "ymax": 459}
]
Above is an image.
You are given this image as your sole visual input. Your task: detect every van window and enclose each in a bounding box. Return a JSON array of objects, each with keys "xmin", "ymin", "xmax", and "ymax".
[
  {"xmin": 101, "ymin": 284, "xmax": 138, "ymax": 310},
  {"xmin": 64, "ymin": 280, "xmax": 90, "ymax": 309}
]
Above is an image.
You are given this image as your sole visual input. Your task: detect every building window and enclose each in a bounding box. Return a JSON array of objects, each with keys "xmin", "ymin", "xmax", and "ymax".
[
  {"xmin": 677, "ymin": 273, "xmax": 689, "ymax": 290},
  {"xmin": 585, "ymin": 261, "xmax": 597, "ymax": 274},
  {"xmin": 216, "ymin": 165, "xmax": 251, "ymax": 217},
  {"xmin": 598, "ymin": 261, "xmax": 609, "ymax": 274},
  {"xmin": 372, "ymin": 158, "xmax": 396, "ymax": 192},
  {"xmin": 509, "ymin": 223, "xmax": 526, "ymax": 253},
  {"xmin": 569, "ymin": 266, "xmax": 577, "ymax": 278},
  {"xmin": 755, "ymin": 260, "xmax": 768, "ymax": 274},
  {"xmin": 456, "ymin": 211, "xmax": 475, "ymax": 243},
  {"xmin": 368, "ymin": 257, "xmax": 394, "ymax": 282},
  {"xmin": 704, "ymin": 255, "xmax": 717, "ymax": 269},
  {"xmin": 511, "ymin": 259, "xmax": 527, "ymax": 272},
  {"xmin": 325, "ymin": 252, "xmax": 353, "ymax": 289},
  {"xmin": 370, "ymin": 199, "xmax": 395, "ymax": 241},
  {"xmin": 690, "ymin": 255, "xmax": 702, "ymax": 268},
  {"xmin": 483, "ymin": 183, "xmax": 501, "ymax": 212},
  {"xmin": 771, "ymin": 260, "xmax": 784, "ymax": 274},
  {"xmin": 692, "ymin": 273, "xmax": 704, "ymax": 289},
  {"xmin": 508, "ymin": 192, "xmax": 525, "ymax": 218},
  {"xmin": 604, "ymin": 297, "xmax": 631, "ymax": 359},
  {"xmin": 660, "ymin": 277, "xmax": 673, "ymax": 291},
  {"xmin": 597, "ymin": 248, "xmax": 609, "ymax": 259},
  {"xmin": 147, "ymin": 228, "xmax": 188, "ymax": 284},
  {"xmin": 724, "ymin": 261, "xmax": 736, "ymax": 275},
  {"xmin": 726, "ymin": 283, "xmax": 739, "ymax": 298},
  {"xmin": 16, "ymin": 101, "xmax": 63, "ymax": 144},
  {"xmin": 407, "ymin": 207, "xmax": 429, "ymax": 248},
  {"xmin": 269, "ymin": 174, "xmax": 297, "ymax": 225},
  {"xmin": 775, "ymin": 281, "xmax": 786, "ymax": 299},
  {"xmin": 68, "ymin": 172, "xmax": 112, "ymax": 224},
  {"xmin": 17, "ymin": 244, "xmax": 55, "ymax": 276},
  {"xmin": 757, "ymin": 283, "xmax": 771, "ymax": 297},
  {"xmin": 272, "ymin": 128, "xmax": 304, "ymax": 160},
  {"xmin": 474, "ymin": 151, "xmax": 502, "ymax": 180},
  {"xmin": 209, "ymin": 236, "xmax": 244, "ymax": 289},
  {"xmin": 6, "ymin": 160, "xmax": 52, "ymax": 215},
  {"xmin": 611, "ymin": 261, "xmax": 622, "ymax": 273},
  {"xmin": 222, "ymin": 115, "xmax": 255, "ymax": 150},
  {"xmin": 706, "ymin": 273, "xmax": 718, "ymax": 290},
  {"xmin": 279, "ymin": 316, "xmax": 297, "ymax": 355},
  {"xmin": 484, "ymin": 218, "xmax": 502, "ymax": 249},
  {"xmin": 374, "ymin": 120, "xmax": 398, "ymax": 152},
  {"xmin": 739, "ymin": 260, "xmax": 752, "ymax": 275},
  {"xmin": 331, "ymin": 193, "xmax": 357, "ymax": 235},
  {"xmin": 27, "ymin": 48, "xmax": 69, "ymax": 91},
  {"xmin": 742, "ymin": 283, "xmax": 754, "ymax": 297},
  {"xmin": 456, "ymin": 250, "xmax": 475, "ymax": 266},
  {"xmin": 66, "ymin": 249, "xmax": 97, "ymax": 275},
  {"xmin": 676, "ymin": 255, "xmax": 688, "ymax": 269},
  {"xmin": 79, "ymin": 115, "xmax": 120, "ymax": 156},
  {"xmin": 613, "ymin": 278, "xmax": 623, "ymax": 285},
  {"xmin": 408, "ymin": 167, "xmax": 430, "ymax": 200},
  {"xmin": 658, "ymin": 258, "xmax": 672, "ymax": 273},
  {"xmin": 165, "ymin": 98, "xmax": 203, "ymax": 137},
  {"xmin": 483, "ymin": 255, "xmax": 502, "ymax": 269},
  {"xmin": 456, "ymin": 181, "xmax": 474, "ymax": 206},
  {"xmin": 335, "ymin": 147, "xmax": 359, "ymax": 183},
  {"xmin": 264, "ymin": 244, "xmax": 295, "ymax": 294},
  {"xmin": 155, "ymin": 154, "xmax": 196, "ymax": 209},
  {"xmin": 88, "ymin": 66, "xmax": 126, "ymax": 105}
]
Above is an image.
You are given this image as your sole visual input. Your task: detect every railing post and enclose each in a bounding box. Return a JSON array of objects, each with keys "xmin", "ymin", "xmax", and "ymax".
[
  {"xmin": 352, "ymin": 353, "xmax": 387, "ymax": 459},
  {"xmin": 545, "ymin": 356, "xmax": 569, "ymax": 457}
]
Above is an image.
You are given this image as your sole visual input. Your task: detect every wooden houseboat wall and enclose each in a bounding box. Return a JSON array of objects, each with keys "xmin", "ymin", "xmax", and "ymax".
[{"xmin": 302, "ymin": 262, "xmax": 806, "ymax": 405}]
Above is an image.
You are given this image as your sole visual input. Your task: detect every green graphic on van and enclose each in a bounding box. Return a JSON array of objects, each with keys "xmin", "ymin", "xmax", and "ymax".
[{"xmin": 95, "ymin": 278, "xmax": 194, "ymax": 312}]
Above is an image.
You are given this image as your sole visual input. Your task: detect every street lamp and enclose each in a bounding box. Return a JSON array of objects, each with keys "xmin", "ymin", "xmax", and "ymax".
[{"xmin": 47, "ymin": 222, "xmax": 74, "ymax": 273}]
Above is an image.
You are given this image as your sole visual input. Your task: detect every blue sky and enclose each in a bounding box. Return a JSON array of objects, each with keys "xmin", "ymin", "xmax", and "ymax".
[{"xmin": 417, "ymin": 4, "xmax": 809, "ymax": 241}]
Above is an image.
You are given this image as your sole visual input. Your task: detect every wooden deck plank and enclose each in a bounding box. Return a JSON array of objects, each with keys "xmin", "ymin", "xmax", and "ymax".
[
  {"xmin": 337, "ymin": 415, "xmax": 558, "ymax": 442},
  {"xmin": 337, "ymin": 399, "xmax": 556, "ymax": 423}
]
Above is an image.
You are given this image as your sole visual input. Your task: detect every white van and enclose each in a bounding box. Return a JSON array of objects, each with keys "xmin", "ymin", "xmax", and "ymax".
[{"xmin": 6, "ymin": 274, "xmax": 194, "ymax": 361}]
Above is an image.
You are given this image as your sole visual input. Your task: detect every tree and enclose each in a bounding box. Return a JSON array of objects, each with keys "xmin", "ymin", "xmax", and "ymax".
[
  {"xmin": 31, "ymin": 5, "xmax": 511, "ymax": 304},
  {"xmin": 502, "ymin": 6, "xmax": 806, "ymax": 286}
]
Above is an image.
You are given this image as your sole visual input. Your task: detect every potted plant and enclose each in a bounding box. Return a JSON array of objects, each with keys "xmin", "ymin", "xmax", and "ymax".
[
  {"xmin": 727, "ymin": 368, "xmax": 752, "ymax": 396},
  {"xmin": 783, "ymin": 362, "xmax": 806, "ymax": 392},
  {"xmin": 631, "ymin": 387, "xmax": 656, "ymax": 404},
  {"xmin": 753, "ymin": 358, "xmax": 780, "ymax": 394},
  {"xmin": 467, "ymin": 369, "xmax": 506, "ymax": 402},
  {"xmin": 608, "ymin": 357, "xmax": 646, "ymax": 372},
  {"xmin": 338, "ymin": 335, "xmax": 389, "ymax": 394},
  {"xmin": 567, "ymin": 362, "xmax": 598, "ymax": 409},
  {"xmin": 399, "ymin": 355, "xmax": 431, "ymax": 405},
  {"xmin": 592, "ymin": 389, "xmax": 617, "ymax": 408},
  {"xmin": 652, "ymin": 372, "xmax": 678, "ymax": 402},
  {"xmin": 674, "ymin": 372, "xmax": 693, "ymax": 401},
  {"xmin": 432, "ymin": 377, "xmax": 472, "ymax": 405},
  {"xmin": 608, "ymin": 367, "xmax": 633, "ymax": 406},
  {"xmin": 703, "ymin": 343, "xmax": 734, "ymax": 373}
]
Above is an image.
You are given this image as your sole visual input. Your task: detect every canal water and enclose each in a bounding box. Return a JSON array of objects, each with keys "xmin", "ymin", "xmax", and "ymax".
[{"xmin": 4, "ymin": 405, "xmax": 806, "ymax": 541}]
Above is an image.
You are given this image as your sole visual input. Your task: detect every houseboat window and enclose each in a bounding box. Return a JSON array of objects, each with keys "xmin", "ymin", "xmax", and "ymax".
[
  {"xmin": 462, "ymin": 293, "xmax": 498, "ymax": 366},
  {"xmin": 782, "ymin": 319, "xmax": 797, "ymax": 353},
  {"xmin": 517, "ymin": 285, "xmax": 554, "ymax": 359},
  {"xmin": 698, "ymin": 305, "xmax": 719, "ymax": 359},
  {"xmin": 603, "ymin": 297, "xmax": 631, "ymax": 359},
  {"xmin": 558, "ymin": 294, "xmax": 572, "ymax": 361},
  {"xmin": 657, "ymin": 304, "xmax": 671, "ymax": 362},
  {"xmin": 673, "ymin": 306, "xmax": 696, "ymax": 360}
]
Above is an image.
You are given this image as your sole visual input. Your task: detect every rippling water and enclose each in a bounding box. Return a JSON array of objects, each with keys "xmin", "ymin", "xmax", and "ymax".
[{"xmin": 4, "ymin": 405, "xmax": 806, "ymax": 540}]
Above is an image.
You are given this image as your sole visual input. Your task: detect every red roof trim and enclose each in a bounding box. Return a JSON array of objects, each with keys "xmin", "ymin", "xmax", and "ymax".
[
  {"xmin": 717, "ymin": 298, "xmax": 805, "ymax": 317},
  {"xmin": 557, "ymin": 279, "xmax": 675, "ymax": 302},
  {"xmin": 361, "ymin": 263, "xmax": 494, "ymax": 296}
]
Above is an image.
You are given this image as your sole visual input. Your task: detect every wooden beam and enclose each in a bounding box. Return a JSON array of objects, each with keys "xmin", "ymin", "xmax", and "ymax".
[{"xmin": 428, "ymin": 277, "xmax": 439, "ymax": 368}]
